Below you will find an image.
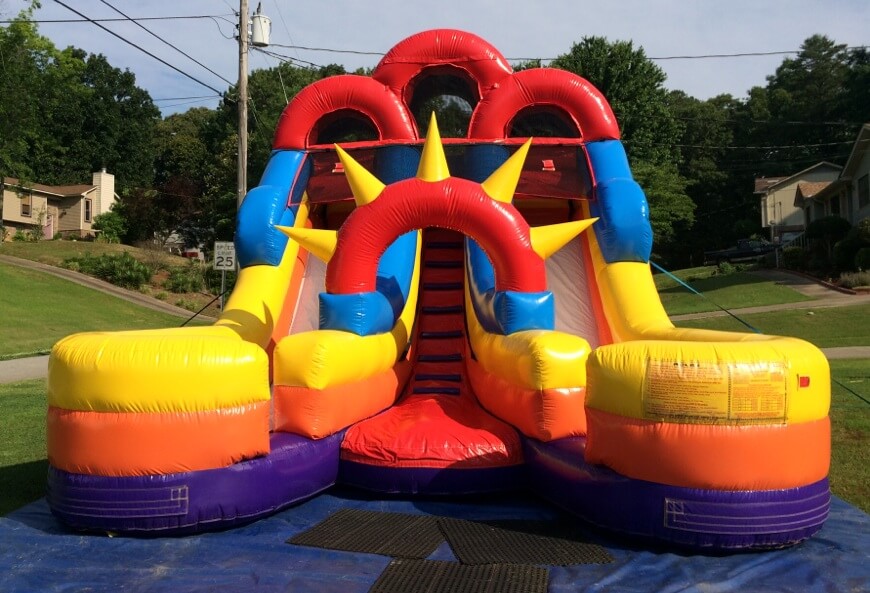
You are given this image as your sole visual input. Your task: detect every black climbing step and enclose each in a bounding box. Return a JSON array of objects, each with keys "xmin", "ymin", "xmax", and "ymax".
[
  {"xmin": 425, "ymin": 241, "xmax": 464, "ymax": 250},
  {"xmin": 417, "ymin": 353, "xmax": 463, "ymax": 363},
  {"xmin": 420, "ymin": 330, "xmax": 463, "ymax": 340},
  {"xmin": 422, "ymin": 305, "xmax": 463, "ymax": 315},
  {"xmin": 414, "ymin": 373, "xmax": 462, "ymax": 383},
  {"xmin": 412, "ymin": 386, "xmax": 461, "ymax": 396},
  {"xmin": 423, "ymin": 282, "xmax": 463, "ymax": 291},
  {"xmin": 424, "ymin": 260, "xmax": 463, "ymax": 269}
]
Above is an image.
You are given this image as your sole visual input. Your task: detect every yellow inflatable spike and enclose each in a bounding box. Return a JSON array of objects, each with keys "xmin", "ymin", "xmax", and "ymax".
[
  {"xmin": 416, "ymin": 113, "xmax": 450, "ymax": 182},
  {"xmin": 482, "ymin": 138, "xmax": 533, "ymax": 203},
  {"xmin": 276, "ymin": 225, "xmax": 338, "ymax": 263},
  {"xmin": 529, "ymin": 218, "xmax": 599, "ymax": 259},
  {"xmin": 335, "ymin": 144, "xmax": 384, "ymax": 206}
]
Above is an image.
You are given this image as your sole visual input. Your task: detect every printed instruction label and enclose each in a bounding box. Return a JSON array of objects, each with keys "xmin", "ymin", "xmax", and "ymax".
[{"xmin": 643, "ymin": 358, "xmax": 787, "ymax": 424}]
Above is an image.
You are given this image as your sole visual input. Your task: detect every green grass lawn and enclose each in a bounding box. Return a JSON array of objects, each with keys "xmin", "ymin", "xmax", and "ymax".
[
  {"xmin": 0, "ymin": 264, "xmax": 196, "ymax": 359},
  {"xmin": 828, "ymin": 360, "xmax": 870, "ymax": 513},
  {"xmin": 654, "ymin": 266, "xmax": 811, "ymax": 315},
  {"xmin": 0, "ymin": 379, "xmax": 47, "ymax": 516},
  {"xmin": 674, "ymin": 304, "xmax": 870, "ymax": 348}
]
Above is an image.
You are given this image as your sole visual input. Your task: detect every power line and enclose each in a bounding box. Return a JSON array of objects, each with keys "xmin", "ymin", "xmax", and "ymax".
[
  {"xmin": 97, "ymin": 0, "xmax": 234, "ymax": 86},
  {"xmin": 626, "ymin": 140, "xmax": 856, "ymax": 150},
  {"xmin": 52, "ymin": 0, "xmax": 224, "ymax": 95},
  {"xmin": 153, "ymin": 94, "xmax": 221, "ymax": 102},
  {"xmin": 1, "ymin": 15, "xmax": 234, "ymax": 24},
  {"xmin": 265, "ymin": 42, "xmax": 870, "ymax": 63},
  {"xmin": 253, "ymin": 46, "xmax": 324, "ymax": 70}
]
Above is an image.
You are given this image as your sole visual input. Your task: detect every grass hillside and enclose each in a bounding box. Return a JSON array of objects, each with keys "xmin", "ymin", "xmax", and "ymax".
[
  {"xmin": 0, "ymin": 264, "xmax": 204, "ymax": 359},
  {"xmin": 0, "ymin": 240, "xmax": 226, "ymax": 317}
]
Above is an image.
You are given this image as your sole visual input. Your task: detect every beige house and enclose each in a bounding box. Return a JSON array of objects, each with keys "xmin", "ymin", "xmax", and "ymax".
[
  {"xmin": 808, "ymin": 124, "xmax": 870, "ymax": 227},
  {"xmin": 756, "ymin": 162, "xmax": 842, "ymax": 242},
  {"xmin": 1, "ymin": 170, "xmax": 116, "ymax": 241}
]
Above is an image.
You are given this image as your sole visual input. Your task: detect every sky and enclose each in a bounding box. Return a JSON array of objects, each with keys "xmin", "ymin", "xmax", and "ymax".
[{"xmin": 2, "ymin": 0, "xmax": 868, "ymax": 116}]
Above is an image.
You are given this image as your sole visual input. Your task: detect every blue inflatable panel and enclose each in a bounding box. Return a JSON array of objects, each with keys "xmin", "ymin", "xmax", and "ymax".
[
  {"xmin": 493, "ymin": 290, "xmax": 554, "ymax": 334},
  {"xmin": 375, "ymin": 145, "xmax": 421, "ymax": 183},
  {"xmin": 462, "ymin": 144, "xmax": 509, "ymax": 182},
  {"xmin": 585, "ymin": 140, "xmax": 653, "ymax": 263},
  {"xmin": 319, "ymin": 291, "xmax": 395, "ymax": 336},
  {"xmin": 466, "ymin": 239, "xmax": 554, "ymax": 334},
  {"xmin": 237, "ymin": 150, "xmax": 309, "ymax": 267},
  {"xmin": 2, "ymin": 491, "xmax": 868, "ymax": 592}
]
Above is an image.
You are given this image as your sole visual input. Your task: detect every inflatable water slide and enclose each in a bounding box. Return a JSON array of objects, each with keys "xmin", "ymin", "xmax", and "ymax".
[{"xmin": 46, "ymin": 30, "xmax": 831, "ymax": 550}]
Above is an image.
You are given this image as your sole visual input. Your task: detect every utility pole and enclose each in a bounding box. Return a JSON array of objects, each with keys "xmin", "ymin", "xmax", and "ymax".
[
  {"xmin": 237, "ymin": 0, "xmax": 249, "ymax": 210},
  {"xmin": 236, "ymin": 2, "xmax": 270, "ymax": 210}
]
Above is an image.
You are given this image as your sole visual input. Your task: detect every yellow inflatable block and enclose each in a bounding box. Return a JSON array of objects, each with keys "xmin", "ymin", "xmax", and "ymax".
[
  {"xmin": 49, "ymin": 329, "xmax": 270, "ymax": 413},
  {"xmin": 273, "ymin": 329, "xmax": 406, "ymax": 389},
  {"xmin": 587, "ymin": 338, "xmax": 829, "ymax": 424},
  {"xmin": 465, "ymin": 288, "xmax": 590, "ymax": 390}
]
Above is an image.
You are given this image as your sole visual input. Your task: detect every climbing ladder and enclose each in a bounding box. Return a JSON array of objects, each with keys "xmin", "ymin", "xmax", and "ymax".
[{"xmin": 406, "ymin": 228, "xmax": 468, "ymax": 399}]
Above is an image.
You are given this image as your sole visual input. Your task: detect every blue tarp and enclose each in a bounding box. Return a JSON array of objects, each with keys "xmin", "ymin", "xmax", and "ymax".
[{"xmin": 1, "ymin": 490, "xmax": 868, "ymax": 592}]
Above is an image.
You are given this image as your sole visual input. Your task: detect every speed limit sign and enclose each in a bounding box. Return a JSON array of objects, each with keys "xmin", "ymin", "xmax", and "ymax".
[{"xmin": 214, "ymin": 241, "xmax": 236, "ymax": 270}]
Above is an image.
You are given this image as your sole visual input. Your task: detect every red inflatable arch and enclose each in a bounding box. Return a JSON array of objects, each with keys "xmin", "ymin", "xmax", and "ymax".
[
  {"xmin": 272, "ymin": 75, "xmax": 416, "ymax": 149},
  {"xmin": 372, "ymin": 29, "xmax": 513, "ymax": 111},
  {"xmin": 468, "ymin": 68, "xmax": 621, "ymax": 141},
  {"xmin": 327, "ymin": 178, "xmax": 546, "ymax": 294}
]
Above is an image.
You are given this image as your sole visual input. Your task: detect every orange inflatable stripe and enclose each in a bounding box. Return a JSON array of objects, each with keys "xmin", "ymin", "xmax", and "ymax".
[
  {"xmin": 467, "ymin": 358, "xmax": 586, "ymax": 441},
  {"xmin": 47, "ymin": 402, "xmax": 270, "ymax": 477},
  {"xmin": 274, "ymin": 362, "xmax": 411, "ymax": 439},
  {"xmin": 585, "ymin": 408, "xmax": 830, "ymax": 490}
]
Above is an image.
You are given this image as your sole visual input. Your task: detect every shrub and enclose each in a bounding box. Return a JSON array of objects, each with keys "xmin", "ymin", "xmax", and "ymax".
[
  {"xmin": 856, "ymin": 247, "xmax": 870, "ymax": 272},
  {"xmin": 839, "ymin": 271, "xmax": 870, "ymax": 289},
  {"xmin": 61, "ymin": 252, "xmax": 152, "ymax": 290},
  {"xmin": 204, "ymin": 266, "xmax": 237, "ymax": 295},
  {"xmin": 833, "ymin": 236, "xmax": 866, "ymax": 272},
  {"xmin": 12, "ymin": 230, "xmax": 28, "ymax": 241},
  {"xmin": 92, "ymin": 211, "xmax": 126, "ymax": 244},
  {"xmin": 717, "ymin": 261, "xmax": 736, "ymax": 275},
  {"xmin": 781, "ymin": 246, "xmax": 807, "ymax": 271},
  {"xmin": 164, "ymin": 264, "xmax": 205, "ymax": 293},
  {"xmin": 174, "ymin": 298, "xmax": 199, "ymax": 312}
]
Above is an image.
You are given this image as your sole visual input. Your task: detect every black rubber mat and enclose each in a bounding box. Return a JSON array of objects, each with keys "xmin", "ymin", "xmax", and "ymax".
[
  {"xmin": 287, "ymin": 509, "xmax": 444, "ymax": 559},
  {"xmin": 369, "ymin": 559, "xmax": 549, "ymax": 593},
  {"xmin": 438, "ymin": 518, "xmax": 614, "ymax": 566}
]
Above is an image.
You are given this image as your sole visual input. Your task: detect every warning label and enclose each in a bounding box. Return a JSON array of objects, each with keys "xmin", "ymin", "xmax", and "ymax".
[{"xmin": 643, "ymin": 358, "xmax": 787, "ymax": 424}]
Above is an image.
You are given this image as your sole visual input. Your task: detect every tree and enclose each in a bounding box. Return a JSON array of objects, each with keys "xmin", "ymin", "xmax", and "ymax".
[
  {"xmin": 0, "ymin": 5, "xmax": 159, "ymax": 188},
  {"xmin": 0, "ymin": 2, "xmax": 51, "ymax": 181}
]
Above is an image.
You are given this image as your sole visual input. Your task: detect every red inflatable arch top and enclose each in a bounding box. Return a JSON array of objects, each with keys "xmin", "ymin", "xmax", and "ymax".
[
  {"xmin": 328, "ymin": 178, "xmax": 546, "ymax": 294},
  {"xmin": 372, "ymin": 29, "xmax": 513, "ymax": 108},
  {"xmin": 272, "ymin": 29, "xmax": 621, "ymax": 149},
  {"xmin": 468, "ymin": 68, "xmax": 621, "ymax": 141},
  {"xmin": 272, "ymin": 74, "xmax": 416, "ymax": 149}
]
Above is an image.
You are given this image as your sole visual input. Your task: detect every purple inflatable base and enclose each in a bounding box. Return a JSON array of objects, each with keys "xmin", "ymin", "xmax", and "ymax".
[
  {"xmin": 47, "ymin": 431, "xmax": 344, "ymax": 535},
  {"xmin": 523, "ymin": 436, "xmax": 831, "ymax": 550},
  {"xmin": 338, "ymin": 458, "xmax": 527, "ymax": 495}
]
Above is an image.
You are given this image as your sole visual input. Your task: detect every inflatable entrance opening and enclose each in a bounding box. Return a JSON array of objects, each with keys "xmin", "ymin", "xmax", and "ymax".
[{"xmin": 46, "ymin": 29, "xmax": 830, "ymax": 551}]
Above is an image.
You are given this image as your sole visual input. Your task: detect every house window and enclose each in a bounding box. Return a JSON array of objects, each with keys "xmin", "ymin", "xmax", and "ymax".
[
  {"xmin": 858, "ymin": 174, "xmax": 869, "ymax": 209},
  {"xmin": 831, "ymin": 192, "xmax": 841, "ymax": 216},
  {"xmin": 21, "ymin": 193, "xmax": 32, "ymax": 217},
  {"xmin": 84, "ymin": 198, "xmax": 92, "ymax": 223}
]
